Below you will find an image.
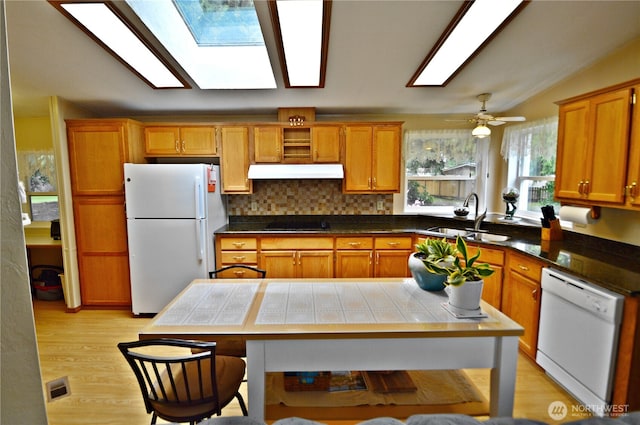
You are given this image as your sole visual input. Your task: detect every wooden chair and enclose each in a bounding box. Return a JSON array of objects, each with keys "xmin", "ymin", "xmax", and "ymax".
[
  {"xmin": 118, "ymin": 338, "xmax": 248, "ymax": 425},
  {"xmin": 209, "ymin": 265, "xmax": 266, "ymax": 279},
  {"xmin": 208, "ymin": 265, "xmax": 266, "ymax": 357}
]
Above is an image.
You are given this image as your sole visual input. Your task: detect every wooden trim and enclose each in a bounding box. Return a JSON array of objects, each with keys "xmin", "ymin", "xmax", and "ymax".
[
  {"xmin": 612, "ymin": 295, "xmax": 640, "ymax": 412},
  {"xmin": 555, "ymin": 77, "xmax": 640, "ymax": 105}
]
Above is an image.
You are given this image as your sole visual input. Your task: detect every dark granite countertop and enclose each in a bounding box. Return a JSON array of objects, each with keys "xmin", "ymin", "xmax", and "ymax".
[{"xmin": 215, "ymin": 214, "xmax": 640, "ymax": 296}]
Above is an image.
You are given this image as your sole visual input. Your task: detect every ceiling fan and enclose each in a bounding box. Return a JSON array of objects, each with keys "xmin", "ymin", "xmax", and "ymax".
[{"xmin": 450, "ymin": 93, "xmax": 526, "ymax": 138}]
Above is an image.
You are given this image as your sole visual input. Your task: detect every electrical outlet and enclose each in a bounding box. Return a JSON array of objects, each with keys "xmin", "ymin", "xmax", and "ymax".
[
  {"xmin": 251, "ymin": 201, "xmax": 258, "ymax": 211},
  {"xmin": 377, "ymin": 200, "xmax": 384, "ymax": 211}
]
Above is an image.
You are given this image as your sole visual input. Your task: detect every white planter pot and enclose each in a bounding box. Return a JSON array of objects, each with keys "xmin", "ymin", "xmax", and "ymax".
[{"xmin": 447, "ymin": 279, "xmax": 484, "ymax": 310}]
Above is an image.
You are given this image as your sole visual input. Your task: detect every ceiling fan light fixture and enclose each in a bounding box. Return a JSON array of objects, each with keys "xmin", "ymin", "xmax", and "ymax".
[{"xmin": 472, "ymin": 124, "xmax": 491, "ymax": 138}]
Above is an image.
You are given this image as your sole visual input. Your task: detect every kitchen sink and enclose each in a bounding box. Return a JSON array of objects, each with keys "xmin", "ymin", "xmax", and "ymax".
[
  {"xmin": 467, "ymin": 233, "xmax": 510, "ymax": 242},
  {"xmin": 427, "ymin": 227, "xmax": 510, "ymax": 242},
  {"xmin": 426, "ymin": 227, "xmax": 472, "ymax": 237}
]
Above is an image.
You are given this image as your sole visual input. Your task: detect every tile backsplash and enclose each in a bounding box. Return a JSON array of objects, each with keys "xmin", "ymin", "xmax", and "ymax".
[{"xmin": 227, "ymin": 180, "xmax": 393, "ymax": 215}]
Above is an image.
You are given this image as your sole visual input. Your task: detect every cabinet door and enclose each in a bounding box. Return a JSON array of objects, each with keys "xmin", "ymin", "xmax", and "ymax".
[
  {"xmin": 220, "ymin": 127, "xmax": 252, "ymax": 193},
  {"xmin": 181, "ymin": 127, "xmax": 216, "ymax": 155},
  {"xmin": 481, "ymin": 265, "xmax": 503, "ymax": 310},
  {"xmin": 74, "ymin": 196, "xmax": 131, "ymax": 305},
  {"xmin": 145, "ymin": 127, "xmax": 181, "ymax": 155},
  {"xmin": 67, "ymin": 123, "xmax": 127, "ymax": 196},
  {"xmin": 626, "ymin": 86, "xmax": 640, "ymax": 208},
  {"xmin": 375, "ymin": 250, "xmax": 411, "ymax": 277},
  {"xmin": 298, "ymin": 251, "xmax": 334, "ymax": 278},
  {"xmin": 336, "ymin": 251, "xmax": 373, "ymax": 278},
  {"xmin": 372, "ymin": 125, "xmax": 401, "ymax": 192},
  {"xmin": 344, "ymin": 126, "xmax": 373, "ymax": 192},
  {"xmin": 254, "ymin": 127, "xmax": 282, "ymax": 162},
  {"xmin": 587, "ymin": 88, "xmax": 632, "ymax": 203},
  {"xmin": 504, "ymin": 269, "xmax": 540, "ymax": 358},
  {"xmin": 555, "ymin": 100, "xmax": 590, "ymax": 200},
  {"xmin": 261, "ymin": 251, "xmax": 297, "ymax": 278},
  {"xmin": 312, "ymin": 126, "xmax": 341, "ymax": 163}
]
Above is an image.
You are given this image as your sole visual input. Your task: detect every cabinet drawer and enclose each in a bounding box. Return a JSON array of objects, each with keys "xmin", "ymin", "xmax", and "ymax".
[
  {"xmin": 374, "ymin": 236, "xmax": 413, "ymax": 250},
  {"xmin": 219, "ymin": 238, "xmax": 257, "ymax": 250},
  {"xmin": 261, "ymin": 237, "xmax": 333, "ymax": 250},
  {"xmin": 508, "ymin": 252, "xmax": 542, "ymax": 281},
  {"xmin": 220, "ymin": 251, "xmax": 257, "ymax": 264},
  {"xmin": 336, "ymin": 237, "xmax": 373, "ymax": 250}
]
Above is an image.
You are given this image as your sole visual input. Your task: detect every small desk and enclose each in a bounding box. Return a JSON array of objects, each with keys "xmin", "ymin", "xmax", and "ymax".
[{"xmin": 139, "ymin": 278, "xmax": 524, "ymax": 422}]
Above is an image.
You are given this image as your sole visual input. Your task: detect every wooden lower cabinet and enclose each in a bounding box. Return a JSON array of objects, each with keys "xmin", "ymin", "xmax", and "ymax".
[
  {"xmin": 502, "ymin": 252, "xmax": 543, "ymax": 359},
  {"xmin": 74, "ymin": 196, "xmax": 131, "ymax": 306},
  {"xmin": 335, "ymin": 237, "xmax": 373, "ymax": 278},
  {"xmin": 374, "ymin": 236, "xmax": 412, "ymax": 278},
  {"xmin": 260, "ymin": 237, "xmax": 334, "ymax": 278}
]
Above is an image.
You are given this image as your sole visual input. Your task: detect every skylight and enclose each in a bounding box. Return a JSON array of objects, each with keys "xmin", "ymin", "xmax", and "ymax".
[
  {"xmin": 126, "ymin": 0, "xmax": 276, "ymax": 89},
  {"xmin": 409, "ymin": 0, "xmax": 526, "ymax": 87}
]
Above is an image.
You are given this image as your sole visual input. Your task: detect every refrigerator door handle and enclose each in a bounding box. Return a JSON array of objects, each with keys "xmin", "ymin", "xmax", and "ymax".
[
  {"xmin": 194, "ymin": 176, "xmax": 204, "ymax": 219},
  {"xmin": 196, "ymin": 219, "xmax": 205, "ymax": 262}
]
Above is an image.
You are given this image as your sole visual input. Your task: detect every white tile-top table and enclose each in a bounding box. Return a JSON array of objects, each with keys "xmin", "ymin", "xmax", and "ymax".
[{"xmin": 140, "ymin": 278, "xmax": 524, "ymax": 421}]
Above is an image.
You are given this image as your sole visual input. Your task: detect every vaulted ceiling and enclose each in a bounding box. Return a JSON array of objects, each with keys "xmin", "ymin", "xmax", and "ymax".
[{"xmin": 6, "ymin": 0, "xmax": 640, "ymax": 118}]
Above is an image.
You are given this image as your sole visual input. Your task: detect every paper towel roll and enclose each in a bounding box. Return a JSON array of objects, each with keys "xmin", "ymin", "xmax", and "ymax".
[{"xmin": 559, "ymin": 206, "xmax": 597, "ymax": 225}]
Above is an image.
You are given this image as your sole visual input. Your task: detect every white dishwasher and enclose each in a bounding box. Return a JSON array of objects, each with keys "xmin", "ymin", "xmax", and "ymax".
[{"xmin": 537, "ymin": 268, "xmax": 624, "ymax": 416}]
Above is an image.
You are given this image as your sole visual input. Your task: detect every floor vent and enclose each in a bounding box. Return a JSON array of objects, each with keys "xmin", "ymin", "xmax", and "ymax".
[{"xmin": 45, "ymin": 376, "xmax": 70, "ymax": 402}]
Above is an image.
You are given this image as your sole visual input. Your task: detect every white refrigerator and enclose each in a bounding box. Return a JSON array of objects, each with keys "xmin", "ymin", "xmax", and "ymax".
[{"xmin": 124, "ymin": 163, "xmax": 227, "ymax": 314}]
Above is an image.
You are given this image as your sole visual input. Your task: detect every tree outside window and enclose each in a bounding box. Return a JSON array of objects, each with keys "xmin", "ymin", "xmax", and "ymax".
[{"xmin": 405, "ymin": 130, "xmax": 489, "ymax": 214}]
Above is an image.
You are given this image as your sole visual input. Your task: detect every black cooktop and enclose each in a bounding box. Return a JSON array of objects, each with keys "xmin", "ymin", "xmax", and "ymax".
[{"xmin": 265, "ymin": 221, "xmax": 330, "ymax": 230}]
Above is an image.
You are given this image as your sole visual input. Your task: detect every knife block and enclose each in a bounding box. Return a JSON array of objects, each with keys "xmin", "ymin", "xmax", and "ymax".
[{"xmin": 541, "ymin": 219, "xmax": 563, "ymax": 241}]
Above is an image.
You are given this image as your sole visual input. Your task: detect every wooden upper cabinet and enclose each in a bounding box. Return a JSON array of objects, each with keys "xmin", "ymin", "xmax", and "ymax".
[
  {"xmin": 254, "ymin": 126, "xmax": 282, "ymax": 163},
  {"xmin": 312, "ymin": 126, "xmax": 341, "ymax": 163},
  {"xmin": 343, "ymin": 124, "xmax": 402, "ymax": 193},
  {"xmin": 67, "ymin": 119, "xmax": 143, "ymax": 196},
  {"xmin": 625, "ymin": 85, "xmax": 640, "ymax": 208},
  {"xmin": 145, "ymin": 125, "xmax": 216, "ymax": 156},
  {"xmin": 555, "ymin": 83, "xmax": 634, "ymax": 206},
  {"xmin": 220, "ymin": 127, "xmax": 252, "ymax": 194}
]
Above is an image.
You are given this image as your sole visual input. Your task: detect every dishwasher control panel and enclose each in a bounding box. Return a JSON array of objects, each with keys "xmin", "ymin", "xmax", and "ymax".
[{"xmin": 541, "ymin": 268, "xmax": 624, "ymax": 323}]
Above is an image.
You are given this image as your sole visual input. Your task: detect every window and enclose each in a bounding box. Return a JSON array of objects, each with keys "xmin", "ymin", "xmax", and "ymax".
[
  {"xmin": 501, "ymin": 117, "xmax": 559, "ymax": 219},
  {"xmin": 404, "ymin": 129, "xmax": 490, "ymax": 214},
  {"xmin": 17, "ymin": 151, "xmax": 59, "ymax": 222}
]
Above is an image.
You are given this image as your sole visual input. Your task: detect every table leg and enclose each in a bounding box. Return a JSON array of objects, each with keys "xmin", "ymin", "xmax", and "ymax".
[
  {"xmin": 490, "ymin": 336, "xmax": 519, "ymax": 417},
  {"xmin": 246, "ymin": 340, "xmax": 265, "ymax": 421}
]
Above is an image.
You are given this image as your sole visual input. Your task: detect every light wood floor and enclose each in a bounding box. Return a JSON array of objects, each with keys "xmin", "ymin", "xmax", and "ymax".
[{"xmin": 33, "ymin": 299, "xmax": 590, "ymax": 425}]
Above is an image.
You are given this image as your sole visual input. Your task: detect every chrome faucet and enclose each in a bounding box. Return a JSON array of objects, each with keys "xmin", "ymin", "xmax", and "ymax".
[{"xmin": 463, "ymin": 192, "xmax": 487, "ymax": 232}]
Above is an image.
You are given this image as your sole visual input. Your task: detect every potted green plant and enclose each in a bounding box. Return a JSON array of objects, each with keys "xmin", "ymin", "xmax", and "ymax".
[
  {"xmin": 408, "ymin": 237, "xmax": 457, "ymax": 291},
  {"xmin": 422, "ymin": 236, "xmax": 495, "ymax": 310}
]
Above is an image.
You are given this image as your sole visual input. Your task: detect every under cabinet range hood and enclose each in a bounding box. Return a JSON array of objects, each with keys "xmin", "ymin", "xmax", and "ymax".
[{"xmin": 248, "ymin": 164, "xmax": 344, "ymax": 179}]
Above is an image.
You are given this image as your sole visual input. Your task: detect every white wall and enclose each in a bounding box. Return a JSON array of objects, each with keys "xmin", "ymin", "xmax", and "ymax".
[{"xmin": 0, "ymin": 1, "xmax": 48, "ymax": 423}]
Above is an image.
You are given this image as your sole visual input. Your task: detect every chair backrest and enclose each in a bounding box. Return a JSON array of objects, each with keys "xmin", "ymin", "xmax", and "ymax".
[
  {"xmin": 209, "ymin": 265, "xmax": 266, "ymax": 279},
  {"xmin": 118, "ymin": 339, "xmax": 221, "ymax": 423}
]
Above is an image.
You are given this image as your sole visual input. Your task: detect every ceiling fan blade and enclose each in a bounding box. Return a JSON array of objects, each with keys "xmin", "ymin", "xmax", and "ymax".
[
  {"xmin": 487, "ymin": 120, "xmax": 506, "ymax": 126},
  {"xmin": 494, "ymin": 116, "xmax": 526, "ymax": 122}
]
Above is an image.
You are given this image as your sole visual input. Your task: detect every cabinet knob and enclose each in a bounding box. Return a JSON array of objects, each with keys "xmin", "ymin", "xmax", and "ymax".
[
  {"xmin": 518, "ymin": 264, "xmax": 529, "ymax": 271},
  {"xmin": 232, "ymin": 242, "xmax": 246, "ymax": 248},
  {"xmin": 532, "ymin": 288, "xmax": 538, "ymax": 301},
  {"xmin": 233, "ymin": 256, "xmax": 246, "ymax": 261},
  {"xmin": 387, "ymin": 241, "xmax": 399, "ymax": 247},
  {"xmin": 348, "ymin": 242, "xmax": 362, "ymax": 247},
  {"xmin": 175, "ymin": 140, "xmax": 180, "ymax": 153},
  {"xmin": 627, "ymin": 181, "xmax": 638, "ymax": 198}
]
